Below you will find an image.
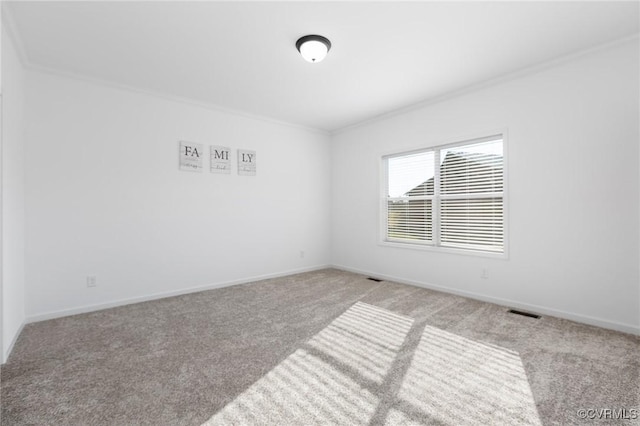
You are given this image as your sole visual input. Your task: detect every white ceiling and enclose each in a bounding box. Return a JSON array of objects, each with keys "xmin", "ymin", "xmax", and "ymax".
[{"xmin": 4, "ymin": 1, "xmax": 639, "ymax": 132}]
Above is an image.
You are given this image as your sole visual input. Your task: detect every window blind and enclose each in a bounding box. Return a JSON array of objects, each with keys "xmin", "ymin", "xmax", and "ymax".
[
  {"xmin": 384, "ymin": 137, "xmax": 504, "ymax": 254},
  {"xmin": 387, "ymin": 152, "xmax": 434, "ymax": 243},
  {"xmin": 439, "ymin": 140, "xmax": 504, "ymax": 252}
]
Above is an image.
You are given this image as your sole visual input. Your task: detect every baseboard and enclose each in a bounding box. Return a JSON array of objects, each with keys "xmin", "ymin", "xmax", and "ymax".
[
  {"xmin": 332, "ymin": 264, "xmax": 640, "ymax": 336},
  {"xmin": 26, "ymin": 265, "xmax": 331, "ymax": 324},
  {"xmin": 2, "ymin": 320, "xmax": 26, "ymax": 364},
  {"xmin": 23, "ymin": 263, "xmax": 640, "ymax": 336}
]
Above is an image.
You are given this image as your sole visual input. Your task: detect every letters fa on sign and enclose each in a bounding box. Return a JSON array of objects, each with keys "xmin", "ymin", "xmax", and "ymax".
[
  {"xmin": 210, "ymin": 146, "xmax": 231, "ymax": 174},
  {"xmin": 179, "ymin": 141, "xmax": 203, "ymax": 172},
  {"xmin": 238, "ymin": 149, "xmax": 256, "ymax": 176}
]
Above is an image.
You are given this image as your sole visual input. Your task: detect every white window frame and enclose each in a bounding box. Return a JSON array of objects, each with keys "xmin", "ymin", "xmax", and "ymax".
[{"xmin": 379, "ymin": 132, "xmax": 509, "ymax": 259}]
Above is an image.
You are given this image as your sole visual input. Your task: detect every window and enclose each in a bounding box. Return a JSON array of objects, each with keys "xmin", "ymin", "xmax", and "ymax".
[{"xmin": 383, "ymin": 135, "xmax": 505, "ymax": 255}]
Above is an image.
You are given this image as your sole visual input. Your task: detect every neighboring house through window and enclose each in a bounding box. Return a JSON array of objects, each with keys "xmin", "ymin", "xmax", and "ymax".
[{"xmin": 383, "ymin": 135, "xmax": 505, "ymax": 255}]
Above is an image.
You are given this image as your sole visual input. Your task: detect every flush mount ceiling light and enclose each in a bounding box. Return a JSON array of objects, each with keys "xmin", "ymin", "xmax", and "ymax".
[{"xmin": 296, "ymin": 35, "xmax": 331, "ymax": 63}]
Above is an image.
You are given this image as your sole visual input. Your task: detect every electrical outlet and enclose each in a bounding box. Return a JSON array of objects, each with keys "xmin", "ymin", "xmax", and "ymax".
[
  {"xmin": 481, "ymin": 269, "xmax": 489, "ymax": 279},
  {"xmin": 87, "ymin": 276, "xmax": 97, "ymax": 287},
  {"xmin": 300, "ymin": 251, "xmax": 305, "ymax": 259}
]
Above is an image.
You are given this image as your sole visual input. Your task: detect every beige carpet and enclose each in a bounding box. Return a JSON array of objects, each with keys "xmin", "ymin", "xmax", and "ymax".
[{"xmin": 1, "ymin": 269, "xmax": 638, "ymax": 425}]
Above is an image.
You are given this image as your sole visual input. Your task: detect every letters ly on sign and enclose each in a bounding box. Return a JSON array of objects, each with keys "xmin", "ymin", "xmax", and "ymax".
[
  {"xmin": 179, "ymin": 141, "xmax": 203, "ymax": 172},
  {"xmin": 238, "ymin": 149, "xmax": 256, "ymax": 176},
  {"xmin": 210, "ymin": 145, "xmax": 231, "ymax": 174}
]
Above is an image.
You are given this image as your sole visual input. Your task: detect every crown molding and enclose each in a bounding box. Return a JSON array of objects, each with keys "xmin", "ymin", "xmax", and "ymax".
[
  {"xmin": 27, "ymin": 62, "xmax": 330, "ymax": 136},
  {"xmin": 1, "ymin": 2, "xmax": 31, "ymax": 67},
  {"xmin": 332, "ymin": 32, "xmax": 640, "ymax": 136}
]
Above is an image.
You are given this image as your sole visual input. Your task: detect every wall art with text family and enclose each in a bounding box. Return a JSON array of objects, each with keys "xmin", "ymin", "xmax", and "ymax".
[{"xmin": 179, "ymin": 141, "xmax": 256, "ymax": 176}]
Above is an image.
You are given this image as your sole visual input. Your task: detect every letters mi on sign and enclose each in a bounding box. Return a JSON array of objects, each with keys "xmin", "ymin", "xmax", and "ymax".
[
  {"xmin": 210, "ymin": 145, "xmax": 231, "ymax": 174},
  {"xmin": 238, "ymin": 149, "xmax": 256, "ymax": 176},
  {"xmin": 179, "ymin": 141, "xmax": 203, "ymax": 172}
]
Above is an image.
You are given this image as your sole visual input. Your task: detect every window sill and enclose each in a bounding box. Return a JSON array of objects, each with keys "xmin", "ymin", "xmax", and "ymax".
[{"xmin": 378, "ymin": 240, "xmax": 508, "ymax": 259}]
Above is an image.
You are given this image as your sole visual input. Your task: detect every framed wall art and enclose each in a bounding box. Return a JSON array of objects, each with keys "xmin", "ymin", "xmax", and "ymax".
[
  {"xmin": 210, "ymin": 145, "xmax": 231, "ymax": 174},
  {"xmin": 179, "ymin": 141, "xmax": 203, "ymax": 172},
  {"xmin": 238, "ymin": 149, "xmax": 256, "ymax": 176}
]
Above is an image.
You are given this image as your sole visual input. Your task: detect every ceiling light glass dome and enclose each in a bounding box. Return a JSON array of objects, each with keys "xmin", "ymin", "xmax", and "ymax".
[{"xmin": 296, "ymin": 35, "xmax": 331, "ymax": 63}]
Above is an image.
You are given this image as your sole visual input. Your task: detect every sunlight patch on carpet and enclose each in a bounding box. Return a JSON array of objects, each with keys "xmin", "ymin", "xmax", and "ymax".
[
  {"xmin": 386, "ymin": 325, "xmax": 542, "ymax": 425},
  {"xmin": 202, "ymin": 302, "xmax": 413, "ymax": 425},
  {"xmin": 202, "ymin": 302, "xmax": 541, "ymax": 425}
]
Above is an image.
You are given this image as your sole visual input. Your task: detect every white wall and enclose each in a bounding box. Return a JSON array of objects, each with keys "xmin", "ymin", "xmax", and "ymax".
[
  {"xmin": 24, "ymin": 71, "xmax": 331, "ymax": 320},
  {"xmin": 1, "ymin": 4, "xmax": 4, "ymax": 363},
  {"xmin": 2, "ymin": 26, "xmax": 27, "ymax": 361},
  {"xmin": 331, "ymin": 38, "xmax": 640, "ymax": 334}
]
